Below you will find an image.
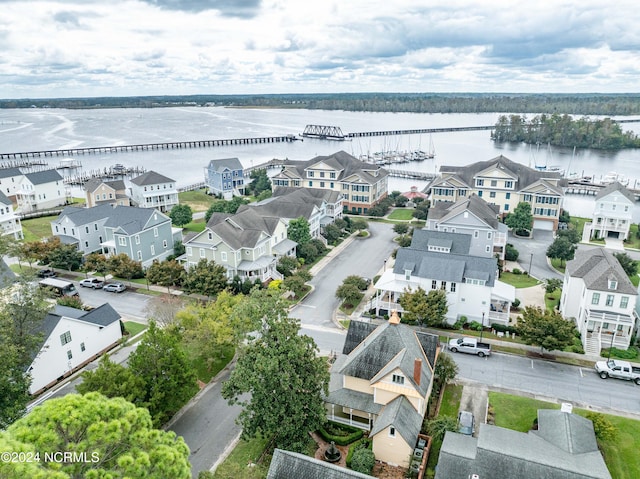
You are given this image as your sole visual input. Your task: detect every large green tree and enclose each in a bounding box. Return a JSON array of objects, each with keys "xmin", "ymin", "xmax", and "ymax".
[
  {"xmin": 287, "ymin": 216, "xmax": 312, "ymax": 245},
  {"xmin": 546, "ymin": 236, "xmax": 576, "ymax": 266},
  {"xmin": 0, "ymin": 392, "xmax": 191, "ymax": 479},
  {"xmin": 146, "ymin": 259, "xmax": 185, "ymax": 292},
  {"xmin": 169, "ymin": 204, "xmax": 193, "ymax": 227},
  {"xmin": 0, "ymin": 345, "xmax": 31, "ymax": 429},
  {"xmin": 399, "ymin": 287, "xmax": 430, "ymax": 325},
  {"xmin": 76, "ymin": 356, "xmax": 146, "ymax": 405},
  {"xmin": 614, "ymin": 252, "xmax": 638, "ymax": 277},
  {"xmin": 181, "ymin": 259, "xmax": 228, "ymax": 297},
  {"xmin": 221, "ymin": 313, "xmax": 329, "ymax": 452},
  {"xmin": 505, "ymin": 202, "xmax": 533, "ymax": 233},
  {"xmin": 128, "ymin": 322, "xmax": 198, "ymax": 426},
  {"xmin": 517, "ymin": 306, "xmax": 576, "ymax": 353}
]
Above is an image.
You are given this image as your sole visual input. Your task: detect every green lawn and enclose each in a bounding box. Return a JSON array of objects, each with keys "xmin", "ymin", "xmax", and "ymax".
[
  {"xmin": 499, "ymin": 271, "xmax": 540, "ymax": 288},
  {"xmin": 489, "ymin": 391, "xmax": 640, "ymax": 478},
  {"xmin": 438, "ymin": 383, "xmax": 463, "ymax": 418},
  {"xmin": 387, "ymin": 208, "xmax": 414, "ymax": 220},
  {"xmin": 182, "ymin": 218, "xmax": 206, "ymax": 233},
  {"xmin": 21, "ymin": 216, "xmax": 57, "ymax": 242},
  {"xmin": 178, "ymin": 189, "xmax": 216, "ymax": 212},
  {"xmin": 124, "ymin": 321, "xmax": 147, "ymax": 337},
  {"xmin": 569, "ymin": 216, "xmax": 589, "ymax": 236},
  {"xmin": 212, "ymin": 436, "xmax": 270, "ymax": 479},
  {"xmin": 190, "ymin": 345, "xmax": 235, "ymax": 383},
  {"xmin": 550, "ymin": 258, "xmax": 567, "ymax": 274},
  {"xmin": 544, "ymin": 288, "xmax": 560, "ymax": 311}
]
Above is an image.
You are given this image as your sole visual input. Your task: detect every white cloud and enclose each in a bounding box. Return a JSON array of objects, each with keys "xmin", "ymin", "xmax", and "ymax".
[{"xmin": 1, "ymin": 0, "xmax": 639, "ymax": 97}]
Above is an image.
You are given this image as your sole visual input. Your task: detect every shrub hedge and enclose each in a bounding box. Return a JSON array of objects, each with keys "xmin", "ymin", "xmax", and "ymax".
[{"xmin": 318, "ymin": 421, "xmax": 364, "ymax": 446}]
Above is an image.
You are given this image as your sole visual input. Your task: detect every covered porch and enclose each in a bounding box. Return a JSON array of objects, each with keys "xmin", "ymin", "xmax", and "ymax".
[
  {"xmin": 583, "ymin": 309, "xmax": 637, "ymax": 353},
  {"xmin": 236, "ymin": 255, "xmax": 278, "ymax": 283}
]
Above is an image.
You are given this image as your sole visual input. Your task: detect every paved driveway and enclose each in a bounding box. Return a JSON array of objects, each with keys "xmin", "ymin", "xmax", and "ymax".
[{"xmin": 507, "ymin": 229, "xmax": 562, "ymax": 280}]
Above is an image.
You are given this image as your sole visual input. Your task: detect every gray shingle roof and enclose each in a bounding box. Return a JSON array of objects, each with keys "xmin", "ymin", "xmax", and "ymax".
[
  {"xmin": 84, "ymin": 178, "xmax": 126, "ymax": 193},
  {"xmin": 566, "ymin": 248, "xmax": 637, "ymax": 295},
  {"xmin": 241, "ymin": 196, "xmax": 318, "ymax": 221},
  {"xmin": 0, "ymin": 190, "xmax": 11, "ymax": 205},
  {"xmin": 338, "ymin": 321, "xmax": 438, "ymax": 397},
  {"xmin": 130, "ymin": 170, "xmax": 175, "ymax": 185},
  {"xmin": 0, "ymin": 167, "xmax": 22, "ymax": 179},
  {"xmin": 206, "ymin": 212, "xmax": 270, "ymax": 250},
  {"xmin": 272, "ymin": 186, "xmax": 343, "ymax": 204},
  {"xmin": 428, "ymin": 194, "xmax": 500, "ymax": 229},
  {"xmin": 24, "ymin": 169, "xmax": 63, "ymax": 184},
  {"xmin": 55, "ymin": 204, "xmax": 115, "ymax": 226},
  {"xmin": 410, "ymin": 229, "xmax": 471, "ymax": 254},
  {"xmin": 267, "ymin": 449, "xmax": 374, "ymax": 479},
  {"xmin": 369, "ymin": 395, "xmax": 422, "ymax": 447},
  {"xmin": 104, "ymin": 206, "xmax": 167, "ymax": 235},
  {"xmin": 324, "ymin": 387, "xmax": 383, "ymax": 415},
  {"xmin": 595, "ymin": 181, "xmax": 636, "ymax": 202},
  {"xmin": 439, "ymin": 155, "xmax": 566, "ymax": 191},
  {"xmin": 435, "ymin": 412, "xmax": 612, "ymax": 479},
  {"xmin": 207, "ymin": 157, "xmax": 243, "ymax": 172}
]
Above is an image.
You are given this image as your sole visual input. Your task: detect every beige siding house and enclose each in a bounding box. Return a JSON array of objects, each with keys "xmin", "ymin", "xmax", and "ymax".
[{"xmin": 325, "ymin": 314, "xmax": 439, "ymax": 467}]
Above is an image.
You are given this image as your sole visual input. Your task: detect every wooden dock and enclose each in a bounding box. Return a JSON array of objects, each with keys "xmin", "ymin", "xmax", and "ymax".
[{"xmin": 63, "ymin": 166, "xmax": 147, "ymax": 186}]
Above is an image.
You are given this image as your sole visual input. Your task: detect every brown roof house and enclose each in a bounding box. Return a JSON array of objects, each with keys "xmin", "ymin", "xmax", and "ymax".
[
  {"xmin": 325, "ymin": 313, "xmax": 439, "ymax": 468},
  {"xmin": 435, "ymin": 409, "xmax": 612, "ymax": 479}
]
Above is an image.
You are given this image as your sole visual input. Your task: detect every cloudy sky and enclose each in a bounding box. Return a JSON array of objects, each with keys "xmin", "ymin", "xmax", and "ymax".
[{"xmin": 1, "ymin": 0, "xmax": 639, "ymax": 98}]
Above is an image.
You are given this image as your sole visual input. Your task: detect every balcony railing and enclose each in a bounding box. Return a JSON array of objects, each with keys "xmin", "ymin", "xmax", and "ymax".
[{"xmin": 586, "ymin": 309, "xmax": 634, "ymax": 324}]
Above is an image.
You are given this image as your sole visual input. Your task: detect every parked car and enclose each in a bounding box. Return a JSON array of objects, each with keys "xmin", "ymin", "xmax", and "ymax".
[
  {"xmin": 595, "ymin": 359, "xmax": 640, "ymax": 385},
  {"xmin": 37, "ymin": 268, "xmax": 56, "ymax": 278},
  {"xmin": 448, "ymin": 337, "xmax": 491, "ymax": 357},
  {"xmin": 79, "ymin": 278, "xmax": 104, "ymax": 289},
  {"xmin": 103, "ymin": 282, "xmax": 126, "ymax": 293},
  {"xmin": 457, "ymin": 411, "xmax": 475, "ymax": 436}
]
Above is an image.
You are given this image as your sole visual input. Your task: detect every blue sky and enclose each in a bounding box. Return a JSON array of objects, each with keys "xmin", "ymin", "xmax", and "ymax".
[{"xmin": 1, "ymin": 0, "xmax": 639, "ymax": 98}]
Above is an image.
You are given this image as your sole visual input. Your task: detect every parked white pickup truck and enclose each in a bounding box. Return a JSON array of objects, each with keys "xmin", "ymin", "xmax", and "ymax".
[
  {"xmin": 594, "ymin": 359, "xmax": 640, "ymax": 385},
  {"xmin": 448, "ymin": 337, "xmax": 491, "ymax": 357}
]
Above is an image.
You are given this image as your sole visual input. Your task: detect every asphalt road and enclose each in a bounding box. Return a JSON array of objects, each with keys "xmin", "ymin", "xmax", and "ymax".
[
  {"xmin": 452, "ymin": 350, "xmax": 640, "ymax": 417},
  {"xmin": 506, "ymin": 229, "xmax": 563, "ymax": 280}
]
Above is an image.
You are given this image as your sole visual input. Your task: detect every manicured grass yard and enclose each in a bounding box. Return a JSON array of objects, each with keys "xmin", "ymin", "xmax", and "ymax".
[
  {"xmin": 123, "ymin": 321, "xmax": 147, "ymax": 337},
  {"xmin": 499, "ymin": 271, "xmax": 540, "ymax": 288},
  {"xmin": 489, "ymin": 391, "xmax": 640, "ymax": 479},
  {"xmin": 438, "ymin": 383, "xmax": 463, "ymax": 418},
  {"xmin": 182, "ymin": 218, "xmax": 206, "ymax": 233},
  {"xmin": 212, "ymin": 436, "xmax": 270, "ymax": 479},
  {"xmin": 190, "ymin": 344, "xmax": 235, "ymax": 383},
  {"xmin": 178, "ymin": 189, "xmax": 217, "ymax": 212},
  {"xmin": 21, "ymin": 216, "xmax": 56, "ymax": 242},
  {"xmin": 550, "ymin": 257, "xmax": 567, "ymax": 274},
  {"xmin": 387, "ymin": 208, "xmax": 414, "ymax": 220}
]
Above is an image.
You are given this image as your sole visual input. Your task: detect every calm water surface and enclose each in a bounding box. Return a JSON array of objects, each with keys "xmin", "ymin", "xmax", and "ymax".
[{"xmin": 1, "ymin": 107, "xmax": 639, "ymax": 218}]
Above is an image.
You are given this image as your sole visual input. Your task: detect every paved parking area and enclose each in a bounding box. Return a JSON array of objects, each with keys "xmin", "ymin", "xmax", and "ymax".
[{"xmin": 457, "ymin": 380, "xmax": 489, "ymax": 437}]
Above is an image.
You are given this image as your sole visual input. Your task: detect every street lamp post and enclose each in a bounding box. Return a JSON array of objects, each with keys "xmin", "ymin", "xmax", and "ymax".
[
  {"xmin": 529, "ymin": 253, "xmax": 533, "ymax": 276},
  {"xmin": 480, "ymin": 312, "xmax": 485, "ymax": 342},
  {"xmin": 607, "ymin": 331, "xmax": 615, "ymax": 360}
]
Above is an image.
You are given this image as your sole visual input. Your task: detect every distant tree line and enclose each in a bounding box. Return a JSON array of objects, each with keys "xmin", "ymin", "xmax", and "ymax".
[
  {"xmin": 4, "ymin": 93, "xmax": 640, "ymax": 116},
  {"xmin": 492, "ymin": 113, "xmax": 640, "ymax": 149}
]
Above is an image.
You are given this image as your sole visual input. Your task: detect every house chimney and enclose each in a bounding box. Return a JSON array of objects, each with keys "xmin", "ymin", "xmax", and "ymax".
[
  {"xmin": 413, "ymin": 358, "xmax": 422, "ymax": 386},
  {"xmin": 389, "ymin": 310, "xmax": 401, "ymax": 325}
]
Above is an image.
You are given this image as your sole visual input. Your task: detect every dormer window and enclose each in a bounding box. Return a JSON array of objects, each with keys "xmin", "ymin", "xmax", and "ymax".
[
  {"xmin": 392, "ymin": 374, "xmax": 404, "ymax": 385},
  {"xmin": 609, "ymin": 279, "xmax": 618, "ymax": 290},
  {"xmin": 405, "ymin": 269, "xmax": 411, "ymax": 281}
]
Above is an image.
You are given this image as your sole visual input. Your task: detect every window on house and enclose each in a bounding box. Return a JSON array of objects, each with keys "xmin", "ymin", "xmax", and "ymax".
[
  {"xmin": 505, "ymin": 181, "xmax": 513, "ymax": 188},
  {"xmin": 221, "ymin": 251, "xmax": 227, "ymax": 262},
  {"xmin": 478, "ymin": 191, "xmax": 483, "ymax": 197},
  {"xmin": 606, "ymin": 295, "xmax": 614, "ymax": 306},
  {"xmin": 163, "ymin": 240, "xmax": 168, "ymax": 248},
  {"xmin": 490, "ymin": 180, "xmax": 497, "ymax": 187},
  {"xmin": 476, "ymin": 179, "xmax": 484, "ymax": 186},
  {"xmin": 85, "ymin": 226, "xmax": 89, "ymax": 234},
  {"xmin": 474, "ymin": 230, "xmax": 479, "ymax": 238},
  {"xmin": 137, "ymin": 251, "xmax": 142, "ymax": 260},
  {"xmin": 80, "ymin": 342, "xmax": 86, "ymax": 352},
  {"xmin": 389, "ymin": 427, "xmax": 396, "ymax": 437},
  {"xmin": 504, "ymin": 204, "xmax": 509, "ymax": 211},
  {"xmin": 118, "ymin": 237, "xmax": 127, "ymax": 246},
  {"xmin": 591, "ymin": 293, "xmax": 600, "ymax": 305},
  {"xmin": 60, "ymin": 331, "xmax": 72, "ymax": 345},
  {"xmin": 392, "ymin": 374, "xmax": 404, "ymax": 385},
  {"xmin": 487, "ymin": 232, "xmax": 492, "ymax": 239},
  {"xmin": 150, "ymin": 245, "xmax": 155, "ymax": 255},
  {"xmin": 621, "ymin": 296, "xmax": 629, "ymax": 308},
  {"xmin": 432, "ymin": 280, "xmax": 437, "ymax": 290},
  {"xmin": 506, "ymin": 192, "xmax": 511, "ymax": 199},
  {"xmin": 450, "ymin": 282, "xmax": 456, "ymax": 292},
  {"xmin": 85, "ymin": 241, "xmax": 89, "ymax": 248},
  {"xmin": 95, "ymin": 224, "xmax": 98, "ymax": 231},
  {"xmin": 608, "ymin": 279, "xmax": 617, "ymax": 290},
  {"xmin": 405, "ymin": 270, "xmax": 411, "ymax": 281},
  {"xmin": 485, "ymin": 245, "xmax": 491, "ymax": 253},
  {"xmin": 153, "ymin": 227, "xmax": 158, "ymax": 237},
  {"xmin": 67, "ymin": 350, "xmax": 73, "ymax": 360},
  {"xmin": 187, "ymin": 247, "xmax": 192, "ymax": 256},
  {"xmin": 200, "ymin": 248, "xmax": 205, "ymax": 258},
  {"xmin": 441, "ymin": 281, "xmax": 446, "ymax": 290},
  {"xmin": 135, "ymin": 235, "xmax": 140, "ymax": 245}
]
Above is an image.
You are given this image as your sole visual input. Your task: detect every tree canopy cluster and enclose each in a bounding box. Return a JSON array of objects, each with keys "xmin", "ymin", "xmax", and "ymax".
[{"xmin": 492, "ymin": 114, "xmax": 640, "ymax": 149}]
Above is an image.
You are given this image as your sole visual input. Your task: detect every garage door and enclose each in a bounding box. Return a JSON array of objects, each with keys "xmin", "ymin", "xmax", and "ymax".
[{"xmin": 533, "ymin": 219, "xmax": 554, "ymax": 231}]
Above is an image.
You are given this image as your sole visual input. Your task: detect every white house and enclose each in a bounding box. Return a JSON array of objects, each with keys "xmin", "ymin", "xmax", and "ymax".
[
  {"xmin": 590, "ymin": 182, "xmax": 635, "ymax": 240},
  {"xmin": 0, "ymin": 191, "xmax": 23, "ymax": 239},
  {"xmin": 27, "ymin": 303, "xmax": 122, "ymax": 395},
  {"xmin": 15, "ymin": 169, "xmax": 66, "ymax": 213},
  {"xmin": 0, "ymin": 167, "xmax": 24, "ymax": 199},
  {"xmin": 426, "ymin": 194, "xmax": 508, "ymax": 260},
  {"xmin": 560, "ymin": 248, "xmax": 638, "ymax": 355},
  {"xmin": 129, "ymin": 170, "xmax": 179, "ymax": 213},
  {"xmin": 371, "ymin": 229, "xmax": 515, "ymax": 327}
]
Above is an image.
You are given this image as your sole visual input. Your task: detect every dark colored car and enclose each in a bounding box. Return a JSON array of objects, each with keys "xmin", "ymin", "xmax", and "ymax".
[
  {"xmin": 457, "ymin": 411, "xmax": 475, "ymax": 436},
  {"xmin": 37, "ymin": 268, "xmax": 56, "ymax": 278},
  {"xmin": 103, "ymin": 282, "xmax": 126, "ymax": 293}
]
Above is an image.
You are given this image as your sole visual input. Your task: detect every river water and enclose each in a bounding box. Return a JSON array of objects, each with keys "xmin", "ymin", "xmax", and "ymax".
[{"xmin": 1, "ymin": 107, "xmax": 639, "ymax": 219}]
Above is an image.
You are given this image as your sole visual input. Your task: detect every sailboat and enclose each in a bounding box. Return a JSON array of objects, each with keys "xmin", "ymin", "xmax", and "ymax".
[
  {"xmin": 534, "ymin": 142, "xmax": 564, "ymax": 175},
  {"xmin": 426, "ymin": 134, "xmax": 436, "ymax": 159}
]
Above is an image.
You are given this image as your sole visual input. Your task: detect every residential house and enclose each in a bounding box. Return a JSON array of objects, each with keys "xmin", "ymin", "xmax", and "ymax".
[
  {"xmin": 0, "ymin": 190, "xmax": 23, "ymax": 239},
  {"xmin": 205, "ymin": 157, "xmax": 244, "ymax": 199},
  {"xmin": 271, "ymin": 151, "xmax": 388, "ymax": 214},
  {"xmin": 560, "ymin": 248, "xmax": 638, "ymax": 354},
  {"xmin": 428, "ymin": 155, "xmax": 565, "ymax": 230},
  {"xmin": 129, "ymin": 170, "xmax": 178, "ymax": 213},
  {"xmin": 239, "ymin": 188, "xmax": 336, "ymax": 239},
  {"xmin": 0, "ymin": 167, "xmax": 24, "ymax": 199},
  {"xmin": 267, "ymin": 449, "xmax": 374, "ymax": 479},
  {"xmin": 84, "ymin": 178, "xmax": 130, "ymax": 208},
  {"xmin": 371, "ymin": 229, "xmax": 516, "ymax": 327},
  {"xmin": 589, "ymin": 182, "xmax": 635, "ymax": 240},
  {"xmin": 183, "ymin": 207, "xmax": 293, "ymax": 282},
  {"xmin": 435, "ymin": 409, "xmax": 611, "ymax": 479},
  {"xmin": 325, "ymin": 314, "xmax": 439, "ymax": 468},
  {"xmin": 27, "ymin": 304, "xmax": 122, "ymax": 395},
  {"xmin": 425, "ymin": 194, "xmax": 508, "ymax": 260},
  {"xmin": 15, "ymin": 169, "xmax": 66, "ymax": 213},
  {"xmin": 52, "ymin": 205, "xmax": 180, "ymax": 266}
]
